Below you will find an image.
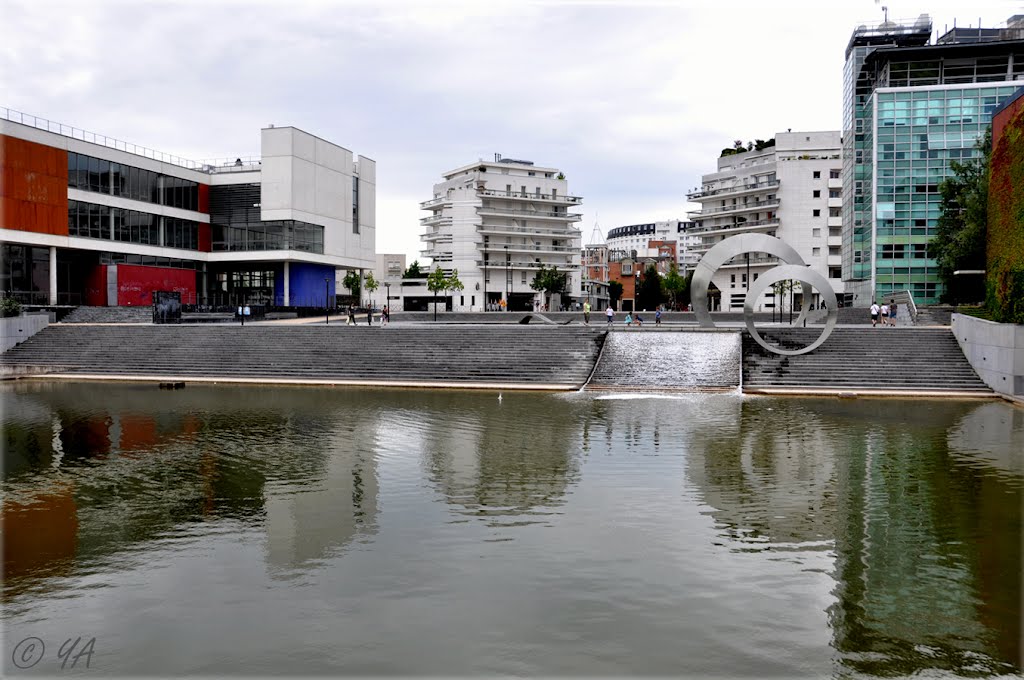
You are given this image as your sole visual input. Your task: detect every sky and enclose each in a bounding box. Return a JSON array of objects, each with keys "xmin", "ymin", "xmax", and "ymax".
[{"xmin": 2, "ymin": 0, "xmax": 1020, "ymax": 266}]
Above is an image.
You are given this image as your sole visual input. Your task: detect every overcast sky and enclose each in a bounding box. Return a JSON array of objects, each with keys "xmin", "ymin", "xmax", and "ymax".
[{"xmin": 2, "ymin": 0, "xmax": 1019, "ymax": 265}]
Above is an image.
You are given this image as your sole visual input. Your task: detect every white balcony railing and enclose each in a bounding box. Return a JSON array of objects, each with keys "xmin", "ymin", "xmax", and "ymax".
[
  {"xmin": 689, "ymin": 198, "xmax": 780, "ymax": 218},
  {"xmin": 686, "ymin": 178, "xmax": 780, "ymax": 201},
  {"xmin": 478, "ymin": 188, "xmax": 583, "ymax": 204}
]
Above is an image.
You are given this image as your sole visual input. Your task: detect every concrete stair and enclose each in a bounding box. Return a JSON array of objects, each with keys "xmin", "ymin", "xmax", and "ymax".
[
  {"xmin": 61, "ymin": 306, "xmax": 152, "ymax": 324},
  {"xmin": 0, "ymin": 325, "xmax": 607, "ymax": 388},
  {"xmin": 913, "ymin": 305, "xmax": 955, "ymax": 326},
  {"xmin": 742, "ymin": 327, "xmax": 991, "ymax": 393}
]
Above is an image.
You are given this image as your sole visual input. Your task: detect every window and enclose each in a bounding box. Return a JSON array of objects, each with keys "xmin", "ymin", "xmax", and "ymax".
[
  {"xmin": 830, "ymin": 207, "xmax": 841, "ymax": 217},
  {"xmin": 829, "ymin": 189, "xmax": 841, "ymax": 198},
  {"xmin": 621, "ymin": 263, "xmax": 633, "ymax": 275},
  {"xmin": 812, "ymin": 247, "xmax": 821, "ymax": 256},
  {"xmin": 829, "ymin": 246, "xmax": 840, "ymax": 256},
  {"xmin": 352, "ymin": 177, "xmax": 360, "ymax": 234},
  {"xmin": 829, "ymin": 266, "xmax": 841, "ymax": 279},
  {"xmin": 813, "ymin": 190, "xmax": 821, "ymax": 198},
  {"xmin": 880, "ymin": 243, "xmax": 906, "ymax": 259},
  {"xmin": 813, "ymin": 209, "xmax": 821, "ymax": 217},
  {"xmin": 813, "ymin": 171, "xmax": 821, "ymax": 179},
  {"xmin": 829, "ymin": 169, "xmax": 841, "ymax": 179},
  {"xmin": 812, "ymin": 228, "xmax": 821, "ymax": 237}
]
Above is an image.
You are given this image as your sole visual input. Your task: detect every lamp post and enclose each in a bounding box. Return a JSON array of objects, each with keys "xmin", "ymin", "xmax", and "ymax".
[
  {"xmin": 504, "ymin": 245, "xmax": 509, "ymax": 311},
  {"xmin": 325, "ymin": 277, "xmax": 330, "ymax": 325}
]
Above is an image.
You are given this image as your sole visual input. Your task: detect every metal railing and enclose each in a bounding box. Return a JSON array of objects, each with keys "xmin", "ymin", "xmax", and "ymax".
[
  {"xmin": 690, "ymin": 198, "xmax": 780, "ymax": 218},
  {"xmin": 687, "ymin": 179, "xmax": 780, "ymax": 200},
  {"xmin": 476, "ymin": 223, "xmax": 581, "ymax": 237},
  {"xmin": 477, "ymin": 188, "xmax": 583, "ymax": 203},
  {"xmin": 477, "ymin": 206, "xmax": 582, "ymax": 220}
]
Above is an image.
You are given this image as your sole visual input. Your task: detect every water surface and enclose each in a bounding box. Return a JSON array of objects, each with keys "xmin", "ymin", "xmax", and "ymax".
[{"xmin": 2, "ymin": 382, "xmax": 1021, "ymax": 677}]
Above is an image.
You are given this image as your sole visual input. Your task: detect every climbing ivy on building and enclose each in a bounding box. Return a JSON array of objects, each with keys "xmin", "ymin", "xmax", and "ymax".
[{"xmin": 987, "ymin": 101, "xmax": 1024, "ymax": 324}]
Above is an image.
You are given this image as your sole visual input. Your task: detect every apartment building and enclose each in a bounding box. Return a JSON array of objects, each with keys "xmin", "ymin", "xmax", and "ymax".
[
  {"xmin": 687, "ymin": 131, "xmax": 845, "ymax": 312},
  {"xmin": 417, "ymin": 155, "xmax": 583, "ymax": 312}
]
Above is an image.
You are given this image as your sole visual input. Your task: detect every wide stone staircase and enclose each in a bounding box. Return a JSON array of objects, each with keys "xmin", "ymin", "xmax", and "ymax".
[
  {"xmin": 742, "ymin": 327, "xmax": 991, "ymax": 393},
  {"xmin": 0, "ymin": 325, "xmax": 607, "ymax": 388},
  {"xmin": 61, "ymin": 306, "xmax": 153, "ymax": 323}
]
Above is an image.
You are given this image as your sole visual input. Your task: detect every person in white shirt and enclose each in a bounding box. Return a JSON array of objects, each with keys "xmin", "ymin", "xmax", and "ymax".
[
  {"xmin": 880, "ymin": 303, "xmax": 889, "ymax": 326},
  {"xmin": 870, "ymin": 301, "xmax": 880, "ymax": 327}
]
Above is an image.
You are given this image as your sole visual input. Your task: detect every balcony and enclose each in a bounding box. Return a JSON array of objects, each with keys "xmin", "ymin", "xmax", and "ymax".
[
  {"xmin": 689, "ymin": 198, "xmax": 780, "ymax": 219},
  {"xmin": 478, "ymin": 242, "xmax": 579, "ymax": 254},
  {"xmin": 686, "ymin": 178, "xmax": 780, "ymax": 201},
  {"xmin": 420, "ymin": 214, "xmax": 452, "ymax": 226},
  {"xmin": 477, "ymin": 206, "xmax": 582, "ymax": 221},
  {"xmin": 420, "ymin": 231, "xmax": 452, "ymax": 242},
  {"xmin": 420, "ymin": 196, "xmax": 452, "ymax": 210},
  {"xmin": 476, "ymin": 223, "xmax": 582, "ymax": 238},
  {"xmin": 477, "ymin": 188, "xmax": 583, "ymax": 204},
  {"xmin": 476, "ymin": 259, "xmax": 580, "ymax": 270},
  {"xmin": 688, "ymin": 217, "xmax": 780, "ymax": 238}
]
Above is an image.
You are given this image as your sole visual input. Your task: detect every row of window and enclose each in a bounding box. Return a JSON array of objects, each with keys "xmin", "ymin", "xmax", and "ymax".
[
  {"xmin": 211, "ymin": 221, "xmax": 324, "ymax": 253},
  {"xmin": 811, "ymin": 170, "xmax": 842, "ymax": 179},
  {"xmin": 68, "ymin": 200, "xmax": 199, "ymax": 249},
  {"xmin": 879, "ymin": 243, "xmax": 931, "ymax": 259},
  {"xmin": 68, "ymin": 152, "xmax": 201, "ymax": 211},
  {"xmin": 99, "ymin": 252, "xmax": 198, "ymax": 269}
]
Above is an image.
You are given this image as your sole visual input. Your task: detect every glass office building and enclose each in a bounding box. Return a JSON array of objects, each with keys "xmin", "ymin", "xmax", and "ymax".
[{"xmin": 842, "ymin": 16, "xmax": 1024, "ymax": 304}]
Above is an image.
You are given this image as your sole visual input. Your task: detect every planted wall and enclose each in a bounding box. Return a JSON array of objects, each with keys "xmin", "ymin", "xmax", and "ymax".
[{"xmin": 987, "ymin": 89, "xmax": 1024, "ymax": 324}]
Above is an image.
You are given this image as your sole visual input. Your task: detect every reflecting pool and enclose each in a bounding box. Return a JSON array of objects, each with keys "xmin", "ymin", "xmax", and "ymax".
[{"xmin": 2, "ymin": 382, "xmax": 1021, "ymax": 677}]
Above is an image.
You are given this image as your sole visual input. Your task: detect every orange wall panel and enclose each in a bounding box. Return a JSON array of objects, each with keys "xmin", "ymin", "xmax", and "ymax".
[{"xmin": 0, "ymin": 133, "xmax": 68, "ymax": 235}]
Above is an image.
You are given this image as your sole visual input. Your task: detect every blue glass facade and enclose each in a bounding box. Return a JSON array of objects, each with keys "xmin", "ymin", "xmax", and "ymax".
[{"xmin": 872, "ymin": 85, "xmax": 1018, "ymax": 303}]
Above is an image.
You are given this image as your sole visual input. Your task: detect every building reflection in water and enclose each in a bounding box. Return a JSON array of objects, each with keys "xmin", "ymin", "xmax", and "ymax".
[
  {"xmin": 421, "ymin": 393, "xmax": 585, "ymax": 527},
  {"xmin": 684, "ymin": 397, "xmax": 1021, "ymax": 676}
]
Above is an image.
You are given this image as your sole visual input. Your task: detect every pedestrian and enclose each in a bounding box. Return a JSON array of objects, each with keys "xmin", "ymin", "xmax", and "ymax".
[
  {"xmin": 347, "ymin": 304, "xmax": 355, "ymax": 325},
  {"xmin": 624, "ymin": 312, "xmax": 633, "ymax": 326},
  {"xmin": 870, "ymin": 300, "xmax": 880, "ymax": 327},
  {"xmin": 381, "ymin": 305, "xmax": 389, "ymax": 327},
  {"xmin": 583, "ymin": 300, "xmax": 591, "ymax": 325},
  {"xmin": 635, "ymin": 314, "xmax": 644, "ymax": 327},
  {"xmin": 367, "ymin": 306, "xmax": 373, "ymax": 326},
  {"xmin": 606, "ymin": 307, "xmax": 614, "ymax": 326},
  {"xmin": 888, "ymin": 299, "xmax": 897, "ymax": 326},
  {"xmin": 880, "ymin": 302, "xmax": 889, "ymax": 327},
  {"xmin": 655, "ymin": 309, "xmax": 662, "ymax": 325}
]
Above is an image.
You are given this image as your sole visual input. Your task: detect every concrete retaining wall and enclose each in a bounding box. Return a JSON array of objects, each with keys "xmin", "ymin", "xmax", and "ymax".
[
  {"xmin": 1, "ymin": 312, "xmax": 50, "ymax": 353},
  {"xmin": 951, "ymin": 313, "xmax": 1024, "ymax": 396}
]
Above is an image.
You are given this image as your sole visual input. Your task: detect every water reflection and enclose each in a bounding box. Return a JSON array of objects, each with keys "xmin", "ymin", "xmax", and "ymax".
[{"xmin": 1, "ymin": 383, "xmax": 1020, "ymax": 677}]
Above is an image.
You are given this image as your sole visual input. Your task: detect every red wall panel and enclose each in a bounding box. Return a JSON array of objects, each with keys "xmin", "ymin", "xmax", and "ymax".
[
  {"xmin": 197, "ymin": 183, "xmax": 210, "ymax": 214},
  {"xmin": 198, "ymin": 222, "xmax": 211, "ymax": 252},
  {"xmin": 84, "ymin": 264, "xmax": 107, "ymax": 306},
  {"xmin": 0, "ymin": 134, "xmax": 68, "ymax": 235},
  {"xmin": 116, "ymin": 265, "xmax": 196, "ymax": 306}
]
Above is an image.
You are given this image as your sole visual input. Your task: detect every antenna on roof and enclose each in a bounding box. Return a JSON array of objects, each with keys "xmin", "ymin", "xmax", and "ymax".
[{"xmin": 589, "ymin": 213, "xmax": 605, "ymax": 245}]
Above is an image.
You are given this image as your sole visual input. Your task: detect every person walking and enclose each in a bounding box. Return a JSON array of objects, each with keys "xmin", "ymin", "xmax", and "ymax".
[
  {"xmin": 880, "ymin": 302, "xmax": 889, "ymax": 327},
  {"xmin": 347, "ymin": 304, "xmax": 356, "ymax": 325},
  {"xmin": 380, "ymin": 305, "xmax": 389, "ymax": 327},
  {"xmin": 888, "ymin": 299, "xmax": 897, "ymax": 326},
  {"xmin": 367, "ymin": 306, "xmax": 373, "ymax": 326},
  {"xmin": 870, "ymin": 301, "xmax": 880, "ymax": 327},
  {"xmin": 606, "ymin": 307, "xmax": 614, "ymax": 326},
  {"xmin": 583, "ymin": 300, "xmax": 591, "ymax": 325},
  {"xmin": 655, "ymin": 309, "xmax": 662, "ymax": 326}
]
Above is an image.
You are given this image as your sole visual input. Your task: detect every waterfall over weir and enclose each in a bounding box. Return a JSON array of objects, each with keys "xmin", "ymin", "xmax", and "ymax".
[{"xmin": 584, "ymin": 330, "xmax": 742, "ymax": 391}]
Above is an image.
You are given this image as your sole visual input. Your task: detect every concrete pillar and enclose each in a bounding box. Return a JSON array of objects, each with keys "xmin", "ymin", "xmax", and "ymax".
[
  {"xmin": 48, "ymin": 247, "xmax": 57, "ymax": 305},
  {"xmin": 283, "ymin": 262, "xmax": 290, "ymax": 306}
]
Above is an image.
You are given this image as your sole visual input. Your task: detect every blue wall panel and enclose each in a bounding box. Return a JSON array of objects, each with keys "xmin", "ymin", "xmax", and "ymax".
[{"xmin": 274, "ymin": 263, "xmax": 335, "ymax": 306}]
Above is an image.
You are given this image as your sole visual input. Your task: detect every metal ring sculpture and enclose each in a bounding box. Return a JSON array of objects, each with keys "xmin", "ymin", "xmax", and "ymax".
[{"xmin": 691, "ymin": 234, "xmax": 839, "ymax": 356}]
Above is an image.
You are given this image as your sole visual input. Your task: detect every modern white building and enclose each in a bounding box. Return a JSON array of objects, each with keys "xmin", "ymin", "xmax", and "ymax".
[
  {"xmin": 417, "ymin": 155, "xmax": 583, "ymax": 312},
  {"xmin": 604, "ymin": 219, "xmax": 699, "ymax": 272},
  {"xmin": 1, "ymin": 107, "xmax": 376, "ymax": 308},
  {"xmin": 686, "ymin": 131, "xmax": 845, "ymax": 312}
]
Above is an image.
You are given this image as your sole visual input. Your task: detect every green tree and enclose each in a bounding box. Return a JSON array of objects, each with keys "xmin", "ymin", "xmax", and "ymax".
[
  {"xmin": 530, "ymin": 264, "xmax": 567, "ymax": 306},
  {"xmin": 608, "ymin": 281, "xmax": 623, "ymax": 310},
  {"xmin": 403, "ymin": 260, "xmax": 423, "ymax": 278},
  {"xmin": 426, "ymin": 266, "xmax": 448, "ymax": 321},
  {"xmin": 663, "ymin": 264, "xmax": 685, "ymax": 309},
  {"xmin": 444, "ymin": 268, "xmax": 465, "ymax": 302},
  {"xmin": 364, "ymin": 272, "xmax": 379, "ymax": 307},
  {"xmin": 635, "ymin": 264, "xmax": 664, "ymax": 311},
  {"xmin": 342, "ymin": 270, "xmax": 361, "ymax": 298},
  {"xmin": 934, "ymin": 127, "xmax": 991, "ymax": 303}
]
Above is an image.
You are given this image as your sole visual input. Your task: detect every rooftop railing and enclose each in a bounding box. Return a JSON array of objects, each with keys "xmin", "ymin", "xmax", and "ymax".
[
  {"xmin": 1, "ymin": 107, "xmax": 257, "ymax": 173},
  {"xmin": 477, "ymin": 188, "xmax": 583, "ymax": 203}
]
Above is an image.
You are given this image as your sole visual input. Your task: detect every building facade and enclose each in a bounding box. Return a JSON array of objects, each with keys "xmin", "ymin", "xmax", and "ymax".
[
  {"xmin": 687, "ymin": 131, "xmax": 844, "ymax": 312},
  {"xmin": 842, "ymin": 15, "xmax": 1024, "ymax": 305},
  {"xmin": 1, "ymin": 109, "xmax": 375, "ymax": 307},
  {"xmin": 604, "ymin": 220, "xmax": 695, "ymax": 271},
  {"xmin": 418, "ymin": 156, "xmax": 583, "ymax": 312}
]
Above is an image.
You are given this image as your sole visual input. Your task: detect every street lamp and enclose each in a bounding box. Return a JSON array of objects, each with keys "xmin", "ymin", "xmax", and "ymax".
[
  {"xmin": 325, "ymin": 277, "xmax": 330, "ymax": 325},
  {"xmin": 504, "ymin": 245, "xmax": 510, "ymax": 311}
]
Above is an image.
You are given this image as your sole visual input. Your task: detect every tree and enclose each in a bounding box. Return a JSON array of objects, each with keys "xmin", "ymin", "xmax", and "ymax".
[
  {"xmin": 771, "ymin": 279, "xmax": 795, "ymax": 322},
  {"xmin": 635, "ymin": 264, "xmax": 664, "ymax": 311},
  {"xmin": 530, "ymin": 264, "xmax": 567, "ymax": 307},
  {"xmin": 663, "ymin": 264, "xmax": 685, "ymax": 310},
  {"xmin": 444, "ymin": 269, "xmax": 465, "ymax": 304},
  {"xmin": 342, "ymin": 270, "xmax": 361, "ymax": 299},
  {"xmin": 403, "ymin": 260, "xmax": 423, "ymax": 278},
  {"xmin": 934, "ymin": 128, "xmax": 991, "ymax": 303},
  {"xmin": 426, "ymin": 266, "xmax": 448, "ymax": 321},
  {"xmin": 608, "ymin": 281, "xmax": 623, "ymax": 310},
  {"xmin": 364, "ymin": 272, "xmax": 379, "ymax": 307}
]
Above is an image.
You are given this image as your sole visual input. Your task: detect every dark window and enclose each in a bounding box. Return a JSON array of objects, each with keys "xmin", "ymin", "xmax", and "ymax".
[
  {"xmin": 813, "ymin": 190, "xmax": 821, "ymax": 198},
  {"xmin": 352, "ymin": 176, "xmax": 359, "ymax": 234}
]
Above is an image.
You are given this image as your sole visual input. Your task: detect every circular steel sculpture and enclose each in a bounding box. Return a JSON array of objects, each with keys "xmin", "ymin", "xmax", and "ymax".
[{"xmin": 691, "ymin": 234, "xmax": 839, "ymax": 355}]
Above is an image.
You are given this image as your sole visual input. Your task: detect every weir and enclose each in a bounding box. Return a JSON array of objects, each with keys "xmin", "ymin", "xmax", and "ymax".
[{"xmin": 584, "ymin": 330, "xmax": 742, "ymax": 391}]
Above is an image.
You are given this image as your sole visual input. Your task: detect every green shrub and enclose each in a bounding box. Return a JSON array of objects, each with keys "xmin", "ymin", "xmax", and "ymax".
[{"xmin": 1, "ymin": 297, "xmax": 22, "ymax": 318}]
